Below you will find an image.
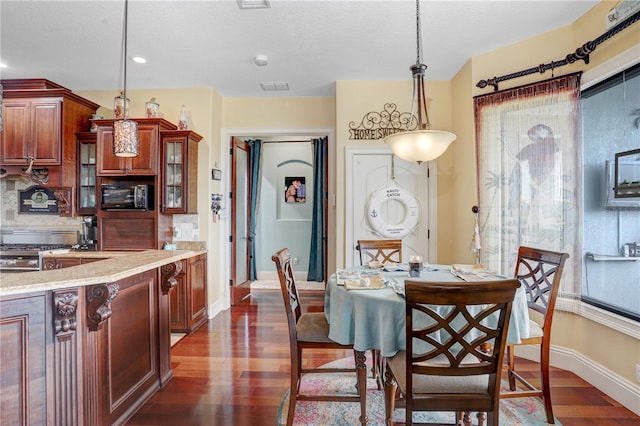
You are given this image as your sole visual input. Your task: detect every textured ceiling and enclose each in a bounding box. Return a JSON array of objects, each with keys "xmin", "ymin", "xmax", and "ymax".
[{"xmin": 0, "ymin": 0, "xmax": 600, "ymax": 97}]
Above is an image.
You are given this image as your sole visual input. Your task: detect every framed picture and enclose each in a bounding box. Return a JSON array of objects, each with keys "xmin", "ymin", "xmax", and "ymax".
[
  {"xmin": 284, "ymin": 176, "xmax": 306, "ymax": 203},
  {"xmin": 18, "ymin": 186, "xmax": 59, "ymax": 214}
]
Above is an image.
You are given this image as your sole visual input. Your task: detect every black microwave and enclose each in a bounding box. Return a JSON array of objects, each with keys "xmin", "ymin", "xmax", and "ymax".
[{"xmin": 101, "ymin": 184, "xmax": 153, "ymax": 210}]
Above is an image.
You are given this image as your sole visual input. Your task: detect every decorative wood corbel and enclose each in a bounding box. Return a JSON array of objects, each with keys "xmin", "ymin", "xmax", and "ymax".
[
  {"xmin": 53, "ymin": 289, "xmax": 79, "ymax": 341},
  {"xmin": 53, "ymin": 187, "xmax": 74, "ymax": 217},
  {"xmin": 160, "ymin": 260, "xmax": 183, "ymax": 294},
  {"xmin": 86, "ymin": 283, "xmax": 119, "ymax": 331}
]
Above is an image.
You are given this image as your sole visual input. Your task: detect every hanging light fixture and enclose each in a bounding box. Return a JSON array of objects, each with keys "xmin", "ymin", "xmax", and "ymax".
[
  {"xmin": 384, "ymin": 0, "xmax": 456, "ymax": 164},
  {"xmin": 113, "ymin": 0, "xmax": 139, "ymax": 157}
]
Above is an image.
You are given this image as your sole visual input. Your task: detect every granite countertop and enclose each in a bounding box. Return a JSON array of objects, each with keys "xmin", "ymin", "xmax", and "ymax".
[
  {"xmin": 39, "ymin": 241, "xmax": 207, "ymax": 258},
  {"xmin": 0, "ymin": 249, "xmax": 204, "ymax": 297},
  {"xmin": 39, "ymin": 250, "xmax": 130, "ymax": 258}
]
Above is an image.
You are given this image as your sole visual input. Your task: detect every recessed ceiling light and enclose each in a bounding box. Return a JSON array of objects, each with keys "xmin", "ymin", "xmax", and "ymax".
[
  {"xmin": 237, "ymin": 0, "xmax": 270, "ymax": 10},
  {"xmin": 260, "ymin": 82, "xmax": 289, "ymax": 91},
  {"xmin": 131, "ymin": 56, "xmax": 147, "ymax": 64}
]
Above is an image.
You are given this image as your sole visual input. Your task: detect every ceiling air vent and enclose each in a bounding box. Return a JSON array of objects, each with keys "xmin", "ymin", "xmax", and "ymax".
[
  {"xmin": 260, "ymin": 82, "xmax": 290, "ymax": 91},
  {"xmin": 237, "ymin": 0, "xmax": 270, "ymax": 10}
]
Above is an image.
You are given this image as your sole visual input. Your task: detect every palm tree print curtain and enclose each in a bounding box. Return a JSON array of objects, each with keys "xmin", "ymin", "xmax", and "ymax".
[{"xmin": 473, "ymin": 73, "xmax": 582, "ymax": 295}]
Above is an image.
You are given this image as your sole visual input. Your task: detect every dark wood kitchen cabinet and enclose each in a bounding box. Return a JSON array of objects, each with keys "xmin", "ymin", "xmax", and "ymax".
[
  {"xmin": 76, "ymin": 132, "xmax": 97, "ymax": 215},
  {"xmin": 41, "ymin": 255, "xmax": 107, "ymax": 270},
  {"xmin": 1, "ymin": 257, "xmax": 185, "ymax": 426},
  {"xmin": 0, "ymin": 292, "xmax": 49, "ymax": 426},
  {"xmin": 42, "ymin": 257, "xmax": 80, "ymax": 270},
  {"xmin": 161, "ymin": 130, "xmax": 202, "ymax": 214},
  {"xmin": 95, "ymin": 118, "xmax": 176, "ymax": 176},
  {"xmin": 0, "ymin": 79, "xmax": 99, "ymax": 190},
  {"xmin": 170, "ymin": 253, "xmax": 207, "ymax": 334},
  {"xmin": 0, "ymin": 98, "xmax": 61, "ymax": 165},
  {"xmin": 99, "ymin": 210, "xmax": 171, "ymax": 251}
]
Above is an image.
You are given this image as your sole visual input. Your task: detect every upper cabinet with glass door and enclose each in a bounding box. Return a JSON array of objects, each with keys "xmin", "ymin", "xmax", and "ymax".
[
  {"xmin": 161, "ymin": 130, "xmax": 202, "ymax": 214},
  {"xmin": 76, "ymin": 132, "xmax": 97, "ymax": 215}
]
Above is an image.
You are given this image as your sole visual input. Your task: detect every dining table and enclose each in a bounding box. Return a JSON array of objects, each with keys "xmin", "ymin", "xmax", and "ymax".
[
  {"xmin": 324, "ymin": 264, "xmax": 530, "ymax": 358},
  {"xmin": 323, "ymin": 263, "xmax": 530, "ymax": 425}
]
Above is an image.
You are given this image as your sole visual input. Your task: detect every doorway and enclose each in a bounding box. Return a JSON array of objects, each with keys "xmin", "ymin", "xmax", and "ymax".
[{"xmin": 226, "ymin": 131, "xmax": 333, "ymax": 305}]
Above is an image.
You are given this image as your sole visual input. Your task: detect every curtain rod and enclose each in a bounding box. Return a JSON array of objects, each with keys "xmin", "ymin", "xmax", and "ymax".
[{"xmin": 476, "ymin": 10, "xmax": 640, "ymax": 92}]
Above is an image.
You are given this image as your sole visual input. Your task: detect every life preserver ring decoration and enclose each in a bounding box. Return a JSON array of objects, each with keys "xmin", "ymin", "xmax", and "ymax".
[{"xmin": 366, "ymin": 186, "xmax": 420, "ymax": 238}]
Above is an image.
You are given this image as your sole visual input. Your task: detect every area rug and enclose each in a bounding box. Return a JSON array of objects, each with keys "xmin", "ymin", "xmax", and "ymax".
[{"xmin": 277, "ymin": 358, "xmax": 560, "ymax": 426}]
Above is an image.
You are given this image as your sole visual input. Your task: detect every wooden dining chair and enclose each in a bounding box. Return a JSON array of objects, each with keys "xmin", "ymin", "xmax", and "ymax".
[
  {"xmin": 500, "ymin": 246, "xmax": 569, "ymax": 424},
  {"xmin": 383, "ymin": 279, "xmax": 520, "ymax": 426},
  {"xmin": 272, "ymin": 248, "xmax": 367, "ymax": 426},
  {"xmin": 355, "ymin": 238, "xmax": 402, "ymax": 388},
  {"xmin": 356, "ymin": 239, "xmax": 403, "ymax": 265}
]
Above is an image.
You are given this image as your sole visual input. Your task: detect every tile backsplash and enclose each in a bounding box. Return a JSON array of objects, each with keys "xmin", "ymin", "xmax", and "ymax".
[
  {"xmin": 172, "ymin": 214, "xmax": 200, "ymax": 241},
  {"xmin": 0, "ymin": 177, "xmax": 82, "ymax": 230}
]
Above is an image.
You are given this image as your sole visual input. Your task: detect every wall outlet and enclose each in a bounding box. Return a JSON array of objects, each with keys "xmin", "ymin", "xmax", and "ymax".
[
  {"xmin": 293, "ymin": 257, "xmax": 299, "ymax": 265},
  {"xmin": 636, "ymin": 364, "xmax": 640, "ymax": 383}
]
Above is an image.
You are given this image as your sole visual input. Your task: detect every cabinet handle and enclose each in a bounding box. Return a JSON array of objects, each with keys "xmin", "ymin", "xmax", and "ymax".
[{"xmin": 23, "ymin": 156, "xmax": 35, "ymax": 174}]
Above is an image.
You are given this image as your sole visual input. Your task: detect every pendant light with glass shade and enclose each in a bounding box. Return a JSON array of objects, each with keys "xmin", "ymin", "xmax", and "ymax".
[
  {"xmin": 383, "ymin": 0, "xmax": 456, "ymax": 164},
  {"xmin": 113, "ymin": 0, "xmax": 139, "ymax": 157}
]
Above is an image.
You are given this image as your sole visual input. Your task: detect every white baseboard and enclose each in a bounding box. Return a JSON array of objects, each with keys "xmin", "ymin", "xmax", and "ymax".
[
  {"xmin": 207, "ymin": 299, "xmax": 226, "ymax": 323},
  {"xmin": 515, "ymin": 345, "xmax": 640, "ymax": 416}
]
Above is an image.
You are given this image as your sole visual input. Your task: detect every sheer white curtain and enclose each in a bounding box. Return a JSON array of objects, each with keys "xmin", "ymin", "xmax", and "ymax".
[{"xmin": 473, "ymin": 73, "xmax": 582, "ymax": 295}]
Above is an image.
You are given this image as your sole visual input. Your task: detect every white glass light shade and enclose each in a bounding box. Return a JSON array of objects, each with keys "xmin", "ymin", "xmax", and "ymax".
[
  {"xmin": 113, "ymin": 119, "xmax": 139, "ymax": 157},
  {"xmin": 384, "ymin": 129, "xmax": 456, "ymax": 163}
]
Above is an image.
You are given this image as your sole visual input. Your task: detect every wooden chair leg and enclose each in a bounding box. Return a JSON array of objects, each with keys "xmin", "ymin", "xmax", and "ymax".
[
  {"xmin": 383, "ymin": 366, "xmax": 397, "ymax": 426},
  {"xmin": 540, "ymin": 341, "xmax": 555, "ymax": 424},
  {"xmin": 286, "ymin": 348, "xmax": 305, "ymax": 426},
  {"xmin": 507, "ymin": 345, "xmax": 516, "ymax": 390},
  {"xmin": 476, "ymin": 411, "xmax": 486, "ymax": 426},
  {"xmin": 484, "ymin": 411, "xmax": 495, "ymax": 426},
  {"xmin": 370, "ymin": 349, "xmax": 381, "ymax": 390},
  {"xmin": 355, "ymin": 350, "xmax": 368, "ymax": 426}
]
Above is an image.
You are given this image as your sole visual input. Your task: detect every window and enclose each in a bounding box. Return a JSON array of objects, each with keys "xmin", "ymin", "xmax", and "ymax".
[{"xmin": 581, "ymin": 62, "xmax": 640, "ymax": 322}]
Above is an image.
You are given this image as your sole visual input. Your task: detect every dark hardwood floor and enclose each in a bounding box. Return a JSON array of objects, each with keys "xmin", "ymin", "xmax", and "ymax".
[{"xmin": 126, "ymin": 289, "xmax": 638, "ymax": 426}]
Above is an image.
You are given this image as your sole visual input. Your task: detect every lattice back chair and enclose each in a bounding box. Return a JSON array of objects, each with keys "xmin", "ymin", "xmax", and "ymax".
[
  {"xmin": 272, "ymin": 248, "xmax": 367, "ymax": 426},
  {"xmin": 501, "ymin": 246, "xmax": 569, "ymax": 424},
  {"xmin": 356, "ymin": 239, "xmax": 403, "ymax": 265},
  {"xmin": 384, "ymin": 279, "xmax": 520, "ymax": 426}
]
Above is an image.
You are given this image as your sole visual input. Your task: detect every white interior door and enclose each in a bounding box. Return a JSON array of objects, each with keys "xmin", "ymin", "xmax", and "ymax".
[{"xmin": 346, "ymin": 147, "xmax": 436, "ymax": 267}]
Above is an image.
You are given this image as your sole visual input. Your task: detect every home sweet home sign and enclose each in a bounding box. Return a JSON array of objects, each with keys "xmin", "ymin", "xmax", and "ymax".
[{"xmin": 348, "ymin": 103, "xmax": 416, "ymax": 140}]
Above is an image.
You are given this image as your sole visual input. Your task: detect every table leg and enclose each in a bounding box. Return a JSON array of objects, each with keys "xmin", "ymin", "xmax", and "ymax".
[{"xmin": 355, "ymin": 350, "xmax": 368, "ymax": 425}]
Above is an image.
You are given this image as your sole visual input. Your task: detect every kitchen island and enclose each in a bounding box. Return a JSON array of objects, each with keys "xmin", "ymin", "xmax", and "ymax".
[{"xmin": 0, "ymin": 249, "xmax": 203, "ymax": 425}]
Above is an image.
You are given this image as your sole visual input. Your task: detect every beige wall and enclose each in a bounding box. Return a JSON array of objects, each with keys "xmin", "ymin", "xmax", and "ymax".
[
  {"xmin": 450, "ymin": 59, "xmax": 476, "ymax": 265},
  {"xmin": 334, "ymin": 80, "xmax": 455, "ymax": 266},
  {"xmin": 222, "ymin": 97, "xmax": 335, "ymax": 129}
]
